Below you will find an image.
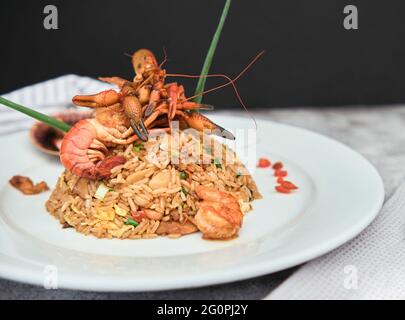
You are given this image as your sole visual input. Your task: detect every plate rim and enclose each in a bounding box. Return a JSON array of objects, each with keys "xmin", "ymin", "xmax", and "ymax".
[{"xmin": 0, "ymin": 116, "xmax": 385, "ymax": 291}]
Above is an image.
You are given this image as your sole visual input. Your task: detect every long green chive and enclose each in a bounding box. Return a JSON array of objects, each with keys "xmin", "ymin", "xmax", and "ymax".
[
  {"xmin": 0, "ymin": 96, "xmax": 71, "ymax": 133},
  {"xmin": 124, "ymin": 217, "xmax": 139, "ymax": 227},
  {"xmin": 193, "ymin": 0, "xmax": 232, "ymax": 104}
]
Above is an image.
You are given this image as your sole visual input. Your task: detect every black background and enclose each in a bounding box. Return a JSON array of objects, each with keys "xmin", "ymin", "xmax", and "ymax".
[{"xmin": 1, "ymin": 0, "xmax": 404, "ymax": 109}]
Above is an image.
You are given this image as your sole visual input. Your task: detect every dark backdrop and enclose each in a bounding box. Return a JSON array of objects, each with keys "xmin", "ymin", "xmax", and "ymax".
[{"xmin": 1, "ymin": 0, "xmax": 404, "ymax": 108}]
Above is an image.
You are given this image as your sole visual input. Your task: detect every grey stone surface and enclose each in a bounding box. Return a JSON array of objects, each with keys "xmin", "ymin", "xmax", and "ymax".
[
  {"xmin": 1, "ymin": 106, "xmax": 402, "ymax": 299},
  {"xmin": 0, "ymin": 268, "xmax": 294, "ymax": 300}
]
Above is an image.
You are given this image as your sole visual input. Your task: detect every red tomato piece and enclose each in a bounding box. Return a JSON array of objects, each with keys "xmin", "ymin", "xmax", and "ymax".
[
  {"xmin": 282, "ymin": 180, "xmax": 298, "ymax": 190},
  {"xmin": 274, "ymin": 169, "xmax": 288, "ymax": 177},
  {"xmin": 131, "ymin": 210, "xmax": 146, "ymax": 222},
  {"xmin": 257, "ymin": 158, "xmax": 271, "ymax": 168},
  {"xmin": 275, "ymin": 185, "xmax": 291, "ymax": 194}
]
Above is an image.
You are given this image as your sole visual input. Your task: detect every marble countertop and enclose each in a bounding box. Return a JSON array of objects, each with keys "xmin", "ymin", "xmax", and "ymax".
[{"xmin": 1, "ymin": 105, "xmax": 403, "ymax": 299}]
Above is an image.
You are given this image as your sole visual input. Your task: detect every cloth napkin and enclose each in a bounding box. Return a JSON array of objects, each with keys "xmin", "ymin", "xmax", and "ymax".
[
  {"xmin": 0, "ymin": 74, "xmax": 112, "ymax": 136},
  {"xmin": 266, "ymin": 179, "xmax": 405, "ymax": 300}
]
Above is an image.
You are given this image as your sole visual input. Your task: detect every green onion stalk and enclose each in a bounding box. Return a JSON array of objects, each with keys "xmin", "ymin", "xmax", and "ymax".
[
  {"xmin": 193, "ymin": 0, "xmax": 232, "ymax": 104},
  {"xmin": 0, "ymin": 96, "xmax": 71, "ymax": 132}
]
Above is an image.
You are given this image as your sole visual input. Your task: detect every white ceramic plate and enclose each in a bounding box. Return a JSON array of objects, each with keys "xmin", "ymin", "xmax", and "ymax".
[{"xmin": 0, "ymin": 115, "xmax": 384, "ymax": 291}]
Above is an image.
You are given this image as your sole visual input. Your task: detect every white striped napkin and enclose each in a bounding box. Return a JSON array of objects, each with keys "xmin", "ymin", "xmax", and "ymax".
[{"xmin": 0, "ymin": 74, "xmax": 113, "ymax": 136}]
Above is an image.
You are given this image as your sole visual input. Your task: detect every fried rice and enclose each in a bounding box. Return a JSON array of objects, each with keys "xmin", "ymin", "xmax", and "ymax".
[{"xmin": 46, "ymin": 131, "xmax": 261, "ymax": 239}]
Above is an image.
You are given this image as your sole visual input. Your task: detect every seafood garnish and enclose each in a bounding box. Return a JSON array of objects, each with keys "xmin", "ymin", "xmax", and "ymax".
[
  {"xmin": 194, "ymin": 185, "xmax": 243, "ymax": 239},
  {"xmin": 9, "ymin": 175, "xmax": 49, "ymax": 195},
  {"xmin": 61, "ymin": 48, "xmax": 235, "ymax": 180}
]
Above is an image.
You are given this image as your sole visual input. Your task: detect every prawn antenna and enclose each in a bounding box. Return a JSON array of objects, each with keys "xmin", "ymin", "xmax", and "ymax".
[
  {"xmin": 166, "ymin": 50, "xmax": 265, "ymax": 130},
  {"xmin": 159, "ymin": 47, "xmax": 168, "ymax": 68}
]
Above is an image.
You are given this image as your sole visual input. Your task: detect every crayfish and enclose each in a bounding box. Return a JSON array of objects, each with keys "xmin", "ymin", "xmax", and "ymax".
[{"xmin": 60, "ymin": 49, "xmax": 260, "ymax": 180}]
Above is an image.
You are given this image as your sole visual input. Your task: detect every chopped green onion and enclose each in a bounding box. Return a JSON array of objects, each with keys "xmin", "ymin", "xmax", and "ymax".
[
  {"xmin": 94, "ymin": 183, "xmax": 110, "ymax": 200},
  {"xmin": 179, "ymin": 171, "xmax": 188, "ymax": 180},
  {"xmin": 204, "ymin": 146, "xmax": 212, "ymax": 154},
  {"xmin": 194, "ymin": 0, "xmax": 232, "ymax": 104},
  {"xmin": 236, "ymin": 171, "xmax": 242, "ymax": 178},
  {"xmin": 124, "ymin": 217, "xmax": 139, "ymax": 227},
  {"xmin": 133, "ymin": 143, "xmax": 144, "ymax": 152},
  {"xmin": 181, "ymin": 187, "xmax": 189, "ymax": 196},
  {"xmin": 214, "ymin": 158, "xmax": 222, "ymax": 169}
]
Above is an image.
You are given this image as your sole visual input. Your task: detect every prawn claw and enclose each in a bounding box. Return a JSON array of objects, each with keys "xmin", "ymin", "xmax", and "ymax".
[
  {"xmin": 212, "ymin": 124, "xmax": 235, "ymax": 140},
  {"xmin": 144, "ymin": 102, "xmax": 157, "ymax": 118},
  {"xmin": 130, "ymin": 119, "xmax": 148, "ymax": 142}
]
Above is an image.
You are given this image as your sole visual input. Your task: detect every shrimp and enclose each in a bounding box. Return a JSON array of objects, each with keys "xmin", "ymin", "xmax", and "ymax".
[
  {"xmin": 194, "ymin": 186, "xmax": 243, "ymax": 240},
  {"xmin": 60, "ymin": 119, "xmax": 128, "ymax": 180}
]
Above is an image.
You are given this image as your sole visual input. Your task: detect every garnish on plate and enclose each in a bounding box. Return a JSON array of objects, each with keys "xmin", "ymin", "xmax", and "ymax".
[{"xmin": 9, "ymin": 175, "xmax": 49, "ymax": 195}]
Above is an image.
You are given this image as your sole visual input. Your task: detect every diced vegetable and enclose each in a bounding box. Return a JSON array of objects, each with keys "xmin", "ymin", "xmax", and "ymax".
[
  {"xmin": 214, "ymin": 158, "xmax": 222, "ymax": 168},
  {"xmin": 124, "ymin": 217, "xmax": 139, "ymax": 227},
  {"xmin": 181, "ymin": 187, "xmax": 189, "ymax": 196},
  {"xmin": 275, "ymin": 185, "xmax": 291, "ymax": 194},
  {"xmin": 131, "ymin": 210, "xmax": 146, "ymax": 223},
  {"xmin": 94, "ymin": 182, "xmax": 110, "ymax": 200},
  {"xmin": 277, "ymin": 177, "xmax": 284, "ymax": 183},
  {"xmin": 94, "ymin": 207, "xmax": 115, "ymax": 221},
  {"xmin": 113, "ymin": 204, "xmax": 128, "ymax": 217},
  {"xmin": 179, "ymin": 171, "xmax": 188, "ymax": 180},
  {"xmin": 236, "ymin": 171, "xmax": 242, "ymax": 178},
  {"xmin": 133, "ymin": 143, "xmax": 144, "ymax": 152},
  {"xmin": 257, "ymin": 158, "xmax": 271, "ymax": 168},
  {"xmin": 281, "ymin": 180, "xmax": 298, "ymax": 190},
  {"xmin": 274, "ymin": 169, "xmax": 288, "ymax": 177},
  {"xmin": 272, "ymin": 161, "xmax": 283, "ymax": 170}
]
